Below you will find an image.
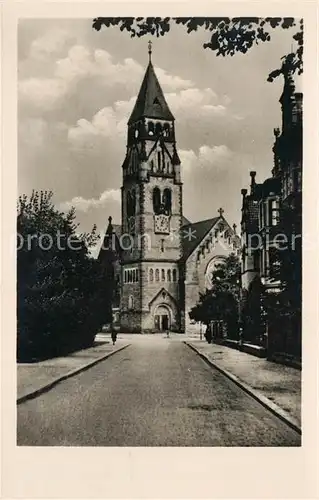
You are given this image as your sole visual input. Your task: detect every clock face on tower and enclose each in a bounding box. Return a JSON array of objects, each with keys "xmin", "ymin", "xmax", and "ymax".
[{"xmin": 154, "ymin": 214, "xmax": 170, "ymax": 234}]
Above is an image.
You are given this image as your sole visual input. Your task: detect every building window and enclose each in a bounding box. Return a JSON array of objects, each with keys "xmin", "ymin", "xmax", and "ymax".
[
  {"xmin": 163, "ymin": 188, "xmax": 172, "ymax": 215},
  {"xmin": 155, "ymin": 269, "xmax": 160, "ymax": 282},
  {"xmin": 259, "ymin": 202, "xmax": 263, "ymax": 228},
  {"xmin": 268, "ymin": 199, "xmax": 280, "ymax": 226},
  {"xmin": 167, "ymin": 269, "xmax": 171, "ymax": 282},
  {"xmin": 124, "ymin": 268, "xmax": 139, "ymax": 283},
  {"xmin": 172, "ymin": 269, "xmax": 177, "ymax": 282},
  {"xmin": 161, "ymin": 269, "xmax": 165, "ymax": 281},
  {"xmin": 148, "ymin": 122, "xmax": 154, "ymax": 136},
  {"xmin": 157, "ymin": 151, "xmax": 161, "ymax": 170},
  {"xmin": 149, "ymin": 268, "xmax": 154, "ymax": 282},
  {"xmin": 153, "ymin": 187, "xmax": 161, "ymax": 215},
  {"xmin": 269, "ymin": 246, "xmax": 280, "ymax": 278},
  {"xmin": 253, "ymin": 250, "xmax": 260, "ymax": 272},
  {"xmin": 161, "ymin": 239, "xmax": 164, "ymax": 252},
  {"xmin": 128, "ymin": 295, "xmax": 134, "ymax": 310}
]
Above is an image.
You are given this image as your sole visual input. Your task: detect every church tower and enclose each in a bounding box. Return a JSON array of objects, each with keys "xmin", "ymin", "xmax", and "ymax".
[{"xmin": 120, "ymin": 42, "xmax": 183, "ymax": 333}]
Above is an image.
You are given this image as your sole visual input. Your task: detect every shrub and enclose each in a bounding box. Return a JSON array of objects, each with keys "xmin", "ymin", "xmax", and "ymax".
[{"xmin": 17, "ymin": 191, "xmax": 113, "ymax": 361}]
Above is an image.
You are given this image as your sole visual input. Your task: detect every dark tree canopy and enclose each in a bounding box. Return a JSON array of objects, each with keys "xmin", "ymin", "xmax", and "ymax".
[{"xmin": 92, "ymin": 17, "xmax": 303, "ymax": 80}]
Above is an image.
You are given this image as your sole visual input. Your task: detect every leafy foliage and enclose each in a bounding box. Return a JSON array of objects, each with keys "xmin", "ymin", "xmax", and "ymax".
[
  {"xmin": 240, "ymin": 276, "xmax": 266, "ymax": 345},
  {"xmin": 92, "ymin": 17, "xmax": 303, "ymax": 80},
  {"xmin": 17, "ymin": 191, "xmax": 113, "ymax": 361},
  {"xmin": 189, "ymin": 253, "xmax": 241, "ymax": 339}
]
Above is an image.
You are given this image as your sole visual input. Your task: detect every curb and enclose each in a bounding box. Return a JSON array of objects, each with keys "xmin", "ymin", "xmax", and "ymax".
[
  {"xmin": 185, "ymin": 342, "xmax": 301, "ymax": 435},
  {"xmin": 17, "ymin": 344, "xmax": 130, "ymax": 405}
]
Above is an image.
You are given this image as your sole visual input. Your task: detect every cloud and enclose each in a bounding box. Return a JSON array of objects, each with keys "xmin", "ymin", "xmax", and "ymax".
[
  {"xmin": 19, "ymin": 77, "xmax": 68, "ymax": 111},
  {"xmin": 60, "ymin": 189, "xmax": 121, "ymax": 213},
  {"xmin": 29, "ymin": 28, "xmax": 72, "ymax": 60},
  {"xmin": 180, "ymin": 144, "xmax": 232, "ymax": 174},
  {"xmin": 18, "ymin": 20, "xmax": 293, "ymax": 242},
  {"xmin": 154, "ymin": 66, "xmax": 193, "ymax": 89},
  {"xmin": 67, "ymin": 98, "xmax": 135, "ymax": 147},
  {"xmin": 19, "ymin": 44, "xmax": 195, "ymax": 112},
  {"xmin": 166, "ymin": 87, "xmax": 226, "ymax": 115},
  {"xmin": 67, "ymin": 85, "xmax": 231, "ymax": 151}
]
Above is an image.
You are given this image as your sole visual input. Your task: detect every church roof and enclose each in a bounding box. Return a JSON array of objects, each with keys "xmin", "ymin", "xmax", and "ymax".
[
  {"xmin": 128, "ymin": 62, "xmax": 175, "ymax": 125},
  {"xmin": 181, "ymin": 215, "xmax": 191, "ymax": 226},
  {"xmin": 181, "ymin": 217, "xmax": 220, "ymax": 261}
]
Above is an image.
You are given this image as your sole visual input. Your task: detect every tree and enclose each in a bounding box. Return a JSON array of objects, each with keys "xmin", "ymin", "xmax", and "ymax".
[
  {"xmin": 240, "ymin": 276, "xmax": 266, "ymax": 345},
  {"xmin": 17, "ymin": 191, "xmax": 113, "ymax": 361},
  {"xmin": 92, "ymin": 17, "xmax": 303, "ymax": 81},
  {"xmin": 189, "ymin": 253, "xmax": 241, "ymax": 340}
]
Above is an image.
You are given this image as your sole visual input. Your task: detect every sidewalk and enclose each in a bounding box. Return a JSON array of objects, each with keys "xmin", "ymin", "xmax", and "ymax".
[
  {"xmin": 17, "ymin": 336, "xmax": 130, "ymax": 402},
  {"xmin": 186, "ymin": 340, "xmax": 301, "ymax": 429}
]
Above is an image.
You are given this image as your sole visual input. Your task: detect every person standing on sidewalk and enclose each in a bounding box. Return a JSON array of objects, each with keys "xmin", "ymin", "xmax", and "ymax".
[{"xmin": 111, "ymin": 329, "xmax": 117, "ymax": 346}]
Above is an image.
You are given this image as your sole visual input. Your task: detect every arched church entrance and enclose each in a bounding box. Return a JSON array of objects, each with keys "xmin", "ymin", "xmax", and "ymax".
[{"xmin": 154, "ymin": 304, "xmax": 171, "ymax": 332}]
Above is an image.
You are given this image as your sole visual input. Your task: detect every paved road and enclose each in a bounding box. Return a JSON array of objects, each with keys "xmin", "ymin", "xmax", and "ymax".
[{"xmin": 17, "ymin": 338, "xmax": 301, "ymax": 446}]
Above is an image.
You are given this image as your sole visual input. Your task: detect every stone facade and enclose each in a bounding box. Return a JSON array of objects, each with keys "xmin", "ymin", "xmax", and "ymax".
[
  {"xmin": 99, "ymin": 53, "xmax": 240, "ymax": 334},
  {"xmin": 240, "ymin": 63, "xmax": 302, "ymax": 359}
]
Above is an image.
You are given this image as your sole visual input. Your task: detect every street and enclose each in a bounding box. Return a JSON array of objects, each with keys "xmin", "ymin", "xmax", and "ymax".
[{"xmin": 17, "ymin": 337, "xmax": 301, "ymax": 446}]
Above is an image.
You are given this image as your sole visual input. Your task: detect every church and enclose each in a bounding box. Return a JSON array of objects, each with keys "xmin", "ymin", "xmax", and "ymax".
[{"xmin": 99, "ymin": 44, "xmax": 240, "ymax": 333}]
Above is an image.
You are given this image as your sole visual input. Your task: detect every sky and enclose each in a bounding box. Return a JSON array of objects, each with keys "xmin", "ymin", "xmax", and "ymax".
[{"xmin": 18, "ymin": 19, "xmax": 300, "ymax": 252}]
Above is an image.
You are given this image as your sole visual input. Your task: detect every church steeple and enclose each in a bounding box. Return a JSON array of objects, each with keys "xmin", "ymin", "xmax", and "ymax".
[{"xmin": 128, "ymin": 45, "xmax": 174, "ymax": 125}]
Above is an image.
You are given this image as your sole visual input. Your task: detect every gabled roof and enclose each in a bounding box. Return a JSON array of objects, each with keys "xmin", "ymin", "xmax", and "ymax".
[
  {"xmin": 128, "ymin": 62, "xmax": 175, "ymax": 125},
  {"xmin": 181, "ymin": 215, "xmax": 191, "ymax": 226},
  {"xmin": 181, "ymin": 217, "xmax": 220, "ymax": 261},
  {"xmin": 148, "ymin": 287, "xmax": 177, "ymax": 307}
]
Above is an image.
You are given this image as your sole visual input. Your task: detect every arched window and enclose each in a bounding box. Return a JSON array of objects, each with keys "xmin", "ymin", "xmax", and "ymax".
[
  {"xmin": 161, "ymin": 269, "xmax": 165, "ymax": 281},
  {"xmin": 128, "ymin": 295, "xmax": 134, "ymax": 310},
  {"xmin": 127, "ymin": 190, "xmax": 135, "ymax": 217},
  {"xmin": 124, "ymin": 270, "xmax": 127, "ymax": 283},
  {"xmin": 163, "ymin": 123, "xmax": 170, "ymax": 137},
  {"xmin": 148, "ymin": 122, "xmax": 154, "ymax": 136},
  {"xmin": 155, "ymin": 122, "xmax": 162, "ymax": 135},
  {"xmin": 167, "ymin": 269, "xmax": 172, "ymax": 282},
  {"xmin": 172, "ymin": 269, "xmax": 177, "ymax": 282},
  {"xmin": 155, "ymin": 269, "xmax": 160, "ymax": 282},
  {"xmin": 131, "ymin": 190, "xmax": 136, "ymax": 216},
  {"xmin": 157, "ymin": 151, "xmax": 162, "ymax": 170},
  {"xmin": 163, "ymin": 188, "xmax": 172, "ymax": 215},
  {"xmin": 153, "ymin": 187, "xmax": 161, "ymax": 215},
  {"xmin": 127, "ymin": 192, "xmax": 132, "ymax": 217},
  {"xmin": 149, "ymin": 268, "xmax": 154, "ymax": 282}
]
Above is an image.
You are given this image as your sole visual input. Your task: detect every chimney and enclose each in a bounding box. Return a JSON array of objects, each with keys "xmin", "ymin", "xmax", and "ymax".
[{"xmin": 250, "ymin": 171, "xmax": 256, "ymax": 195}]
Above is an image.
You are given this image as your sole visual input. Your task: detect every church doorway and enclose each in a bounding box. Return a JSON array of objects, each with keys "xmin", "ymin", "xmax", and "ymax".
[{"xmin": 154, "ymin": 305, "xmax": 171, "ymax": 331}]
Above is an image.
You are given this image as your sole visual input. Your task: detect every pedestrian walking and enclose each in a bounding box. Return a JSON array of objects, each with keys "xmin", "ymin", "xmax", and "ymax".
[{"xmin": 111, "ymin": 329, "xmax": 117, "ymax": 346}]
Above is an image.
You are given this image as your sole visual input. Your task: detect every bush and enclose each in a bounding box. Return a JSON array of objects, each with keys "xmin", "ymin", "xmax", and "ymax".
[{"xmin": 17, "ymin": 191, "xmax": 113, "ymax": 362}]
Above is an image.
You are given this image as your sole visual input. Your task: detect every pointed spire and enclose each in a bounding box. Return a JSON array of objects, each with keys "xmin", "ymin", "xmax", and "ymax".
[
  {"xmin": 172, "ymin": 148, "xmax": 181, "ymax": 166},
  {"xmin": 106, "ymin": 216, "xmax": 113, "ymax": 234},
  {"xmin": 148, "ymin": 40, "xmax": 152, "ymax": 63},
  {"xmin": 128, "ymin": 53, "xmax": 174, "ymax": 125}
]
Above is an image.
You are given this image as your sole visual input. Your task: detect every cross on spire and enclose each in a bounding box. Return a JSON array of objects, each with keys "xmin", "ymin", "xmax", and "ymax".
[
  {"xmin": 148, "ymin": 40, "xmax": 152, "ymax": 63},
  {"xmin": 218, "ymin": 207, "xmax": 224, "ymax": 217}
]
